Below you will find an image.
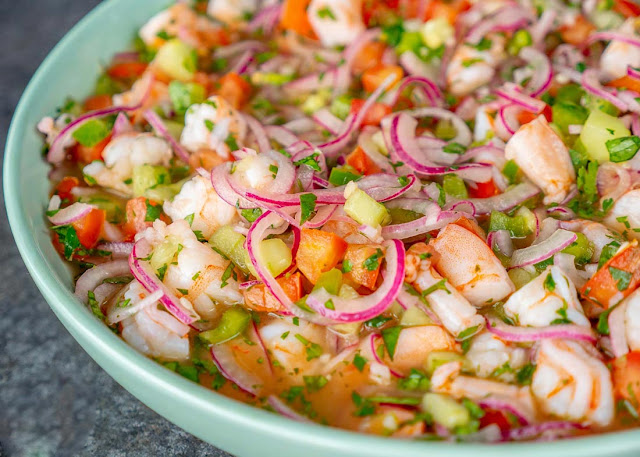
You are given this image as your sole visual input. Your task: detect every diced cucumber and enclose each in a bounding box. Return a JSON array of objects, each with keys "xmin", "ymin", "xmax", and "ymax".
[
  {"xmin": 302, "ymin": 89, "xmax": 331, "ymax": 115},
  {"xmin": 329, "ymin": 166, "xmax": 362, "ymax": 186},
  {"xmin": 435, "ymin": 119, "xmax": 457, "ymax": 140},
  {"xmin": 163, "ymin": 119, "xmax": 185, "ymax": 140},
  {"xmin": 424, "ymin": 351, "xmax": 467, "ymax": 376},
  {"xmin": 199, "ymin": 306, "xmax": 251, "ymax": 345},
  {"xmin": 209, "ymin": 225, "xmax": 250, "ymax": 273},
  {"xmin": 421, "ymin": 393, "xmax": 470, "ymax": 430},
  {"xmin": 508, "ymin": 267, "xmax": 536, "ymax": 289},
  {"xmin": 442, "ymin": 174, "xmax": 468, "ymax": 198},
  {"xmin": 251, "ymin": 72, "xmax": 295, "ymax": 86},
  {"xmin": 420, "ymin": 17, "xmax": 454, "ymax": 49},
  {"xmin": 344, "ymin": 184, "xmax": 391, "ymax": 227},
  {"xmin": 562, "ymin": 232, "xmax": 594, "ymax": 265},
  {"xmin": 150, "ymin": 236, "xmax": 181, "ymax": 273},
  {"xmin": 154, "ymin": 39, "xmax": 198, "ymax": 82},
  {"xmin": 314, "ymin": 268, "xmax": 343, "ymax": 295},
  {"xmin": 330, "ymin": 94, "xmax": 353, "ymax": 120},
  {"xmin": 168, "ymin": 81, "xmax": 206, "ymax": 116},
  {"xmin": 144, "ymin": 179, "xmax": 186, "ymax": 203},
  {"xmin": 247, "ymin": 238, "xmax": 292, "ymax": 278},
  {"xmin": 388, "ymin": 207, "xmax": 423, "ymax": 224},
  {"xmin": 580, "ymin": 109, "xmax": 630, "ymax": 162},
  {"xmin": 132, "ymin": 164, "xmax": 170, "ymax": 197},
  {"xmin": 400, "ymin": 306, "xmax": 432, "ymax": 326}
]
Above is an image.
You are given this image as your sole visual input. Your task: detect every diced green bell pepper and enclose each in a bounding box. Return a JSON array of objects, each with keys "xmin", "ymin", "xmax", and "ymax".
[
  {"xmin": 442, "ymin": 174, "xmax": 468, "ymax": 199},
  {"xmin": 488, "ymin": 207, "xmax": 536, "ymax": 238},
  {"xmin": 561, "ymin": 232, "xmax": 594, "ymax": 265},
  {"xmin": 552, "ymin": 101, "xmax": 588, "ymax": 134},
  {"xmin": 199, "ymin": 306, "xmax": 251, "ymax": 345},
  {"xmin": 329, "ymin": 166, "xmax": 362, "ymax": 186}
]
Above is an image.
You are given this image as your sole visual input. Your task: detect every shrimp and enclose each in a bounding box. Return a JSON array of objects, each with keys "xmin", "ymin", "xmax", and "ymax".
[
  {"xmin": 431, "ymin": 361, "xmax": 538, "ymax": 424},
  {"xmin": 163, "ymin": 175, "xmax": 239, "ymax": 240},
  {"xmin": 136, "ymin": 219, "xmax": 242, "ymax": 319},
  {"xmin": 120, "ymin": 281, "xmax": 190, "ymax": 361},
  {"xmin": 82, "ymin": 132, "xmax": 172, "ymax": 195},
  {"xmin": 600, "ymin": 19, "xmax": 640, "ymax": 81},
  {"xmin": 532, "ymin": 339, "xmax": 614, "ymax": 426},
  {"xmin": 604, "ymin": 189, "xmax": 640, "ymax": 239},
  {"xmin": 307, "ymin": 0, "xmax": 366, "ymax": 47},
  {"xmin": 232, "ymin": 152, "xmax": 281, "ymax": 191},
  {"xmin": 624, "ymin": 288, "xmax": 640, "ymax": 351},
  {"xmin": 208, "ymin": 0, "xmax": 258, "ymax": 26},
  {"xmin": 503, "ymin": 265, "xmax": 590, "ymax": 328},
  {"xmin": 430, "ymin": 224, "xmax": 515, "ymax": 307},
  {"xmin": 446, "ymin": 34, "xmax": 506, "ymax": 97},
  {"xmin": 505, "ymin": 115, "xmax": 576, "ymax": 204},
  {"xmin": 405, "ymin": 243, "xmax": 485, "ymax": 339},
  {"xmin": 112, "ymin": 72, "xmax": 170, "ymax": 117},
  {"xmin": 465, "ymin": 332, "xmax": 528, "ymax": 381},
  {"xmin": 180, "ymin": 96, "xmax": 248, "ymax": 158}
]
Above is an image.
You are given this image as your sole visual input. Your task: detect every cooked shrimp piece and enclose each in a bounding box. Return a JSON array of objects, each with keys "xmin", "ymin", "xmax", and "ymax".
[
  {"xmin": 503, "ymin": 265, "xmax": 590, "ymax": 327},
  {"xmin": 233, "ymin": 152, "xmax": 281, "ymax": 191},
  {"xmin": 405, "ymin": 243, "xmax": 485, "ymax": 338},
  {"xmin": 112, "ymin": 72, "xmax": 170, "ymax": 116},
  {"xmin": 83, "ymin": 132, "xmax": 172, "ymax": 195},
  {"xmin": 136, "ymin": 220, "xmax": 242, "ymax": 318},
  {"xmin": 604, "ymin": 189, "xmax": 640, "ymax": 239},
  {"xmin": 120, "ymin": 281, "xmax": 190, "ymax": 361},
  {"xmin": 430, "ymin": 224, "xmax": 514, "ymax": 306},
  {"xmin": 446, "ymin": 34, "xmax": 506, "ymax": 97},
  {"xmin": 532, "ymin": 339, "xmax": 614, "ymax": 426},
  {"xmin": 207, "ymin": 0, "xmax": 258, "ymax": 26},
  {"xmin": 465, "ymin": 332, "xmax": 528, "ymax": 381},
  {"xmin": 600, "ymin": 19, "xmax": 640, "ymax": 81},
  {"xmin": 431, "ymin": 361, "xmax": 538, "ymax": 423},
  {"xmin": 505, "ymin": 115, "xmax": 575, "ymax": 205},
  {"xmin": 307, "ymin": 0, "xmax": 366, "ymax": 47},
  {"xmin": 624, "ymin": 288, "xmax": 640, "ymax": 351},
  {"xmin": 163, "ymin": 175, "xmax": 239, "ymax": 239},
  {"xmin": 180, "ymin": 96, "xmax": 248, "ymax": 158},
  {"xmin": 386, "ymin": 326, "xmax": 458, "ymax": 375}
]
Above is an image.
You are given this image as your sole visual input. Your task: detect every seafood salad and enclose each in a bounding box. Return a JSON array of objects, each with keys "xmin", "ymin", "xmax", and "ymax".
[{"xmin": 41, "ymin": 0, "xmax": 640, "ymax": 443}]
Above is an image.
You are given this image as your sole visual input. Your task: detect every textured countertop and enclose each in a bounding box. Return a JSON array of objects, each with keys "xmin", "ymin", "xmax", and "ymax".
[{"xmin": 0, "ymin": 2, "xmax": 231, "ymax": 456}]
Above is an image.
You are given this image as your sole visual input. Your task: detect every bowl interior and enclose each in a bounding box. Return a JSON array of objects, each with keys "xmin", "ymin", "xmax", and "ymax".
[{"xmin": 4, "ymin": 1, "xmax": 640, "ymax": 456}]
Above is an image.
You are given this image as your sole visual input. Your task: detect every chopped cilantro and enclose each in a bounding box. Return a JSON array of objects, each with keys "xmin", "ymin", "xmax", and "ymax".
[
  {"xmin": 609, "ymin": 266, "xmax": 632, "ymax": 291},
  {"xmin": 145, "ymin": 200, "xmax": 161, "ymax": 221},
  {"xmin": 363, "ymin": 248, "xmax": 384, "ymax": 271},
  {"xmin": 241, "ymin": 208, "xmax": 263, "ymax": 222},
  {"xmin": 303, "ymin": 375, "xmax": 328, "ymax": 392},
  {"xmin": 299, "ymin": 193, "xmax": 317, "ymax": 224},
  {"xmin": 353, "ymin": 354, "xmax": 367, "ymax": 372},
  {"xmin": 381, "ymin": 326, "xmax": 401, "ymax": 360}
]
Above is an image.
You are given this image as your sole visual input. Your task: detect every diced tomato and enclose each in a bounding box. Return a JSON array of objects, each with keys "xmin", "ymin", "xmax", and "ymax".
[
  {"xmin": 612, "ymin": 352, "xmax": 640, "ymax": 412},
  {"xmin": 345, "ymin": 146, "xmax": 381, "ymax": 175},
  {"xmin": 107, "ymin": 62, "xmax": 148, "ymax": 80},
  {"xmin": 296, "ymin": 229, "xmax": 348, "ymax": 283},
  {"xmin": 361, "ymin": 0, "xmax": 399, "ymax": 26},
  {"xmin": 422, "ymin": 0, "xmax": 471, "ymax": 24},
  {"xmin": 613, "ymin": 0, "xmax": 640, "ymax": 18},
  {"xmin": 216, "ymin": 72, "xmax": 252, "ymax": 110},
  {"xmin": 352, "ymin": 41, "xmax": 387, "ymax": 75},
  {"xmin": 122, "ymin": 197, "xmax": 162, "ymax": 240},
  {"xmin": 72, "ymin": 208, "xmax": 106, "ymax": 249},
  {"xmin": 581, "ymin": 243, "xmax": 640, "ymax": 309},
  {"xmin": 517, "ymin": 105, "xmax": 552, "ymax": 125},
  {"xmin": 350, "ymin": 98, "xmax": 392, "ymax": 127},
  {"xmin": 479, "ymin": 409, "xmax": 513, "ymax": 434},
  {"xmin": 71, "ymin": 134, "xmax": 112, "ymax": 163},
  {"xmin": 392, "ymin": 421, "xmax": 426, "ymax": 438},
  {"xmin": 343, "ymin": 244, "xmax": 383, "ymax": 290},
  {"xmin": 559, "ymin": 15, "xmax": 595, "ymax": 46},
  {"xmin": 467, "ymin": 179, "xmax": 499, "ymax": 199},
  {"xmin": 280, "ymin": 0, "xmax": 316, "ymax": 40},
  {"xmin": 243, "ymin": 272, "xmax": 303, "ymax": 312},
  {"xmin": 607, "ymin": 75, "xmax": 640, "ymax": 94},
  {"xmin": 55, "ymin": 177, "xmax": 80, "ymax": 202},
  {"xmin": 83, "ymin": 94, "xmax": 112, "ymax": 111},
  {"xmin": 362, "ymin": 65, "xmax": 403, "ymax": 93}
]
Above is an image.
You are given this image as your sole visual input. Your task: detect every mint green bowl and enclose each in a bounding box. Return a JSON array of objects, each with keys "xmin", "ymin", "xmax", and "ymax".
[{"xmin": 4, "ymin": 1, "xmax": 640, "ymax": 455}]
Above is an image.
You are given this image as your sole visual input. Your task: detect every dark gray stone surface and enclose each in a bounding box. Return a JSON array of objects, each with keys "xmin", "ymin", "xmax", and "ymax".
[{"xmin": 0, "ymin": 2, "xmax": 231, "ymax": 456}]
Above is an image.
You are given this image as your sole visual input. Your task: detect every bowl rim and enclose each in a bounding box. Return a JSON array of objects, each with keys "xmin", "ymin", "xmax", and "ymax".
[{"xmin": 4, "ymin": 1, "xmax": 640, "ymax": 455}]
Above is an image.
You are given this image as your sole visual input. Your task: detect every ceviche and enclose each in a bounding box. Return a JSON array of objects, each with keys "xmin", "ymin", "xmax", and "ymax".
[{"xmin": 41, "ymin": 0, "xmax": 640, "ymax": 443}]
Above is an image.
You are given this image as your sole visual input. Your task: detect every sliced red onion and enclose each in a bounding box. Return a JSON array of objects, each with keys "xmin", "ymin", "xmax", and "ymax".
[
  {"xmin": 465, "ymin": 5, "xmax": 533, "ymax": 44},
  {"xmin": 520, "ymin": 47, "xmax": 552, "ymax": 97},
  {"xmin": 485, "ymin": 317, "xmax": 597, "ymax": 343},
  {"xmin": 48, "ymin": 202, "xmax": 95, "ymax": 226},
  {"xmin": 597, "ymin": 162, "xmax": 631, "ymax": 205},
  {"xmin": 403, "ymin": 107, "xmax": 473, "ymax": 145},
  {"xmin": 248, "ymin": 3, "xmax": 281, "ymax": 35},
  {"xmin": 357, "ymin": 127, "xmax": 394, "ymax": 173},
  {"xmin": 609, "ymin": 302, "xmax": 629, "ymax": 358},
  {"xmin": 487, "ymin": 229, "xmax": 513, "ymax": 257},
  {"xmin": 265, "ymin": 125, "xmax": 300, "ymax": 147},
  {"xmin": 312, "ymin": 108, "xmax": 343, "ymax": 135},
  {"xmin": 210, "ymin": 344, "xmax": 260, "ymax": 396},
  {"xmin": 143, "ymin": 109, "xmax": 190, "ymax": 163},
  {"xmin": 546, "ymin": 206, "xmax": 576, "ymax": 221},
  {"xmin": 495, "ymin": 85, "xmax": 546, "ymax": 114},
  {"xmin": 587, "ymin": 31, "xmax": 640, "ymax": 49},
  {"xmin": 530, "ymin": 9, "xmax": 557, "ymax": 47},
  {"xmin": 96, "ymin": 242, "xmax": 134, "ymax": 257},
  {"xmin": 456, "ymin": 144, "xmax": 505, "ymax": 164},
  {"xmin": 239, "ymin": 280, "xmax": 262, "ymax": 290},
  {"xmin": 384, "ymin": 76, "xmax": 443, "ymax": 107},
  {"xmin": 74, "ymin": 260, "xmax": 132, "ymax": 304},
  {"xmin": 112, "ymin": 112, "xmax": 133, "ymax": 137},
  {"xmin": 368, "ymin": 333, "xmax": 403, "ymax": 378},
  {"xmin": 509, "ymin": 229, "xmax": 577, "ymax": 269},
  {"xmin": 107, "ymin": 289, "xmax": 163, "ymax": 325},
  {"xmin": 385, "ymin": 113, "xmax": 491, "ymax": 182},
  {"xmin": 210, "ymin": 163, "xmax": 253, "ymax": 209},
  {"xmin": 398, "ymin": 51, "xmax": 438, "ymax": 83},
  {"xmin": 284, "ymin": 66, "xmax": 346, "ymax": 94},
  {"xmin": 145, "ymin": 302, "xmax": 191, "ymax": 336},
  {"xmin": 213, "ymin": 40, "xmax": 266, "ymax": 59},
  {"xmin": 567, "ymin": 124, "xmax": 583, "ymax": 135},
  {"xmin": 231, "ymin": 50, "xmax": 255, "ymax": 75},
  {"xmin": 312, "ymin": 175, "xmax": 329, "ymax": 188},
  {"xmin": 303, "ymin": 204, "xmax": 337, "ymax": 229},
  {"xmin": 129, "ymin": 240, "xmax": 198, "ymax": 325},
  {"xmin": 478, "ymin": 398, "xmax": 530, "ymax": 427},
  {"xmin": 304, "ymin": 239, "xmax": 405, "ymax": 323},
  {"xmin": 396, "ymin": 287, "xmax": 441, "ymax": 324},
  {"xmin": 633, "ymin": 113, "xmax": 640, "ymax": 136},
  {"xmin": 628, "ymin": 66, "xmax": 640, "ymax": 81},
  {"xmin": 251, "ymin": 321, "xmax": 273, "ymax": 374},
  {"xmin": 282, "ymin": 118, "xmax": 317, "ymax": 134},
  {"xmin": 267, "ymin": 395, "xmax": 312, "ymax": 422},
  {"xmin": 496, "ymin": 104, "xmax": 521, "ymax": 138},
  {"xmin": 449, "ymin": 182, "xmax": 540, "ymax": 215},
  {"xmin": 244, "ymin": 114, "xmax": 271, "ymax": 154},
  {"xmin": 582, "ymin": 69, "xmax": 628, "ymax": 112},
  {"xmin": 507, "ymin": 421, "xmax": 586, "ymax": 441}
]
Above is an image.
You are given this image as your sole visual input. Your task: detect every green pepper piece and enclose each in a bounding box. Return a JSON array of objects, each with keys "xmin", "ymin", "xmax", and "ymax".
[{"xmin": 199, "ymin": 306, "xmax": 251, "ymax": 345}]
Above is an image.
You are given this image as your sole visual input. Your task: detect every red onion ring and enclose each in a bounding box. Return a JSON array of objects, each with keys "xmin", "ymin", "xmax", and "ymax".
[
  {"xmin": 48, "ymin": 202, "xmax": 95, "ymax": 226},
  {"xmin": 368, "ymin": 333, "xmax": 403, "ymax": 378},
  {"xmin": 587, "ymin": 31, "xmax": 640, "ymax": 49},
  {"xmin": 582, "ymin": 69, "xmax": 628, "ymax": 112},
  {"xmin": 267, "ymin": 395, "xmax": 312, "ymax": 422},
  {"xmin": 244, "ymin": 114, "xmax": 271, "ymax": 154},
  {"xmin": 449, "ymin": 182, "xmax": 540, "ymax": 215},
  {"xmin": 495, "ymin": 85, "xmax": 546, "ymax": 114},
  {"xmin": 210, "ymin": 344, "xmax": 260, "ymax": 396},
  {"xmin": 74, "ymin": 260, "xmax": 131, "ymax": 303},
  {"xmin": 520, "ymin": 47, "xmax": 552, "ymax": 97},
  {"xmin": 509, "ymin": 229, "xmax": 577, "ymax": 269},
  {"xmin": 507, "ymin": 421, "xmax": 586, "ymax": 441},
  {"xmin": 485, "ymin": 317, "xmax": 597, "ymax": 344},
  {"xmin": 143, "ymin": 109, "xmax": 190, "ymax": 163}
]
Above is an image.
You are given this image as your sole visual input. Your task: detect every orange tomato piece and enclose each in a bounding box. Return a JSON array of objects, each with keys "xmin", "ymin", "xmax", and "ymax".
[
  {"xmin": 55, "ymin": 176, "xmax": 80, "ymax": 202},
  {"xmin": 84, "ymin": 94, "xmax": 112, "ymax": 111},
  {"xmin": 350, "ymin": 98, "xmax": 392, "ymax": 127},
  {"xmin": 422, "ymin": 0, "xmax": 471, "ymax": 24},
  {"xmin": 467, "ymin": 179, "xmax": 499, "ymax": 199},
  {"xmin": 107, "ymin": 62, "xmax": 148, "ymax": 79},
  {"xmin": 216, "ymin": 72, "xmax": 252, "ymax": 110},
  {"xmin": 72, "ymin": 134, "xmax": 111, "ymax": 164},
  {"xmin": 559, "ymin": 15, "xmax": 595, "ymax": 46},
  {"xmin": 280, "ymin": 0, "xmax": 316, "ymax": 40},
  {"xmin": 343, "ymin": 244, "xmax": 383, "ymax": 290},
  {"xmin": 243, "ymin": 273, "xmax": 303, "ymax": 312},
  {"xmin": 607, "ymin": 75, "xmax": 640, "ymax": 94},
  {"xmin": 351, "ymin": 41, "xmax": 387, "ymax": 75},
  {"xmin": 72, "ymin": 208, "xmax": 106, "ymax": 249},
  {"xmin": 346, "ymin": 146, "xmax": 381, "ymax": 175},
  {"xmin": 613, "ymin": 0, "xmax": 640, "ymax": 18},
  {"xmin": 581, "ymin": 243, "xmax": 640, "ymax": 309},
  {"xmin": 517, "ymin": 104, "xmax": 552, "ymax": 125},
  {"xmin": 122, "ymin": 197, "xmax": 162, "ymax": 240},
  {"xmin": 296, "ymin": 229, "xmax": 348, "ymax": 283},
  {"xmin": 362, "ymin": 65, "xmax": 403, "ymax": 93},
  {"xmin": 612, "ymin": 351, "xmax": 640, "ymax": 411}
]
